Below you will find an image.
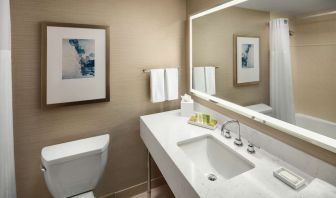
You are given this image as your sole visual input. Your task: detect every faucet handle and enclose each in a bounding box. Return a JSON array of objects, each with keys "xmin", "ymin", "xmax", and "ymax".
[
  {"xmin": 221, "ymin": 129, "xmax": 232, "ymax": 139},
  {"xmin": 247, "ymin": 142, "xmax": 255, "ymax": 154}
]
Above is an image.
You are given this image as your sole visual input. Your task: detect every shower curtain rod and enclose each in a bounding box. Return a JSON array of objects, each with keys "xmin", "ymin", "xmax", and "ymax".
[{"xmin": 266, "ymin": 22, "xmax": 294, "ymax": 36}]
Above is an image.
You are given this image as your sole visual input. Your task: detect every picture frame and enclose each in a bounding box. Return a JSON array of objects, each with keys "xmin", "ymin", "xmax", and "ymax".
[
  {"xmin": 41, "ymin": 22, "xmax": 110, "ymax": 107},
  {"xmin": 233, "ymin": 34, "xmax": 260, "ymax": 86}
]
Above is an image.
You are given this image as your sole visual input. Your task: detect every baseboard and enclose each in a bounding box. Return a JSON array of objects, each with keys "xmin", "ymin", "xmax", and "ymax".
[{"xmin": 99, "ymin": 176, "xmax": 166, "ymax": 198}]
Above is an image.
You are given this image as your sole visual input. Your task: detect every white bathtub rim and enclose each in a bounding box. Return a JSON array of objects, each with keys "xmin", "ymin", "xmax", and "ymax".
[{"xmin": 296, "ymin": 113, "xmax": 336, "ymax": 140}]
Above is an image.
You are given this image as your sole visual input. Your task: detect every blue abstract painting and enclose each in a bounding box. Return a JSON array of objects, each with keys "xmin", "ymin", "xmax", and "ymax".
[
  {"xmin": 62, "ymin": 39, "xmax": 95, "ymax": 79},
  {"xmin": 241, "ymin": 44, "xmax": 254, "ymax": 68}
]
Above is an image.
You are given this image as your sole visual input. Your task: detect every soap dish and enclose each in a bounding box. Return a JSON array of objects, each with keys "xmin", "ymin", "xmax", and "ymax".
[{"xmin": 273, "ymin": 167, "xmax": 305, "ymax": 189}]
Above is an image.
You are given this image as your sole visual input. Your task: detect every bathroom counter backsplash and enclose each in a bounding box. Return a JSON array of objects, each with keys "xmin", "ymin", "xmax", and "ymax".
[{"xmin": 140, "ymin": 103, "xmax": 336, "ymax": 198}]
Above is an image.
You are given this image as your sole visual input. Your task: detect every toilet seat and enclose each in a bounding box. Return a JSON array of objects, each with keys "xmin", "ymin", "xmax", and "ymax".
[{"xmin": 72, "ymin": 191, "xmax": 95, "ymax": 198}]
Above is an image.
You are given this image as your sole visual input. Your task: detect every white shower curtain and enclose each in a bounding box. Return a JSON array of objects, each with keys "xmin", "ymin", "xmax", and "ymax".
[
  {"xmin": 0, "ymin": 0, "xmax": 17, "ymax": 197},
  {"xmin": 270, "ymin": 18, "xmax": 296, "ymax": 124}
]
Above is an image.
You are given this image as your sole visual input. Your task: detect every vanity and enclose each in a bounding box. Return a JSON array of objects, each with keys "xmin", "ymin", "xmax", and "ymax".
[
  {"xmin": 140, "ymin": 104, "xmax": 336, "ymax": 198},
  {"xmin": 141, "ymin": 0, "xmax": 336, "ymax": 197}
]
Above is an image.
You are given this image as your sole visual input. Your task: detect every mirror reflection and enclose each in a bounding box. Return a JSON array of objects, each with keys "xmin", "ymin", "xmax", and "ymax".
[{"xmin": 191, "ymin": 0, "xmax": 336, "ymax": 140}]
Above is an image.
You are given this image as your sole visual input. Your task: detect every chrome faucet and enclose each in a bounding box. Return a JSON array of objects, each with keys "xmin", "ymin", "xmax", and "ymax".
[
  {"xmin": 221, "ymin": 120, "xmax": 243, "ymax": 146},
  {"xmin": 221, "ymin": 121, "xmax": 232, "ymax": 138}
]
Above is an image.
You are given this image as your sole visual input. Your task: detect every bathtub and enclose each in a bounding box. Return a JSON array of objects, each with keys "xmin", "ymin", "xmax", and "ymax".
[
  {"xmin": 296, "ymin": 113, "xmax": 336, "ymax": 140},
  {"xmin": 246, "ymin": 103, "xmax": 336, "ymax": 139}
]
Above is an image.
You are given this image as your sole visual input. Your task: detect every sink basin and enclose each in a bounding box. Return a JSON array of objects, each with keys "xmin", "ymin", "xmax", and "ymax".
[{"xmin": 178, "ymin": 135, "xmax": 254, "ymax": 180}]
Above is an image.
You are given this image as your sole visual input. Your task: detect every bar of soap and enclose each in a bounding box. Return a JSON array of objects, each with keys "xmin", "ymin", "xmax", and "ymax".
[
  {"xmin": 279, "ymin": 170, "xmax": 300, "ymax": 184},
  {"xmin": 273, "ymin": 167, "xmax": 305, "ymax": 189}
]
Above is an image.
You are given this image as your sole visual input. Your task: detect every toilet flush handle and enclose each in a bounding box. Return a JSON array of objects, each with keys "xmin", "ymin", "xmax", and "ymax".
[{"xmin": 40, "ymin": 164, "xmax": 47, "ymax": 173}]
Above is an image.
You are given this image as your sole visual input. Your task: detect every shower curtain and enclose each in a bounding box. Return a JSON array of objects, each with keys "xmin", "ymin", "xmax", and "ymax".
[
  {"xmin": 0, "ymin": 0, "xmax": 17, "ymax": 197},
  {"xmin": 270, "ymin": 18, "xmax": 296, "ymax": 124}
]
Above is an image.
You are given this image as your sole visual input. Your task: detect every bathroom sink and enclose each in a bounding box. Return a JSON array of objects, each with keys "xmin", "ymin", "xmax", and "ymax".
[{"xmin": 178, "ymin": 135, "xmax": 254, "ymax": 180}]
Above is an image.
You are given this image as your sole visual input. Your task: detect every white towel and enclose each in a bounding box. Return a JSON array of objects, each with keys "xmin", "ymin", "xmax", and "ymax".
[
  {"xmin": 205, "ymin": 66, "xmax": 216, "ymax": 95},
  {"xmin": 165, "ymin": 68, "xmax": 178, "ymax": 101},
  {"xmin": 192, "ymin": 67, "xmax": 206, "ymax": 92},
  {"xmin": 150, "ymin": 69, "xmax": 165, "ymax": 103}
]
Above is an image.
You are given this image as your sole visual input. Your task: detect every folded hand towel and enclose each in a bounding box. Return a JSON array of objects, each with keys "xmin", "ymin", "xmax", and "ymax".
[
  {"xmin": 205, "ymin": 66, "xmax": 216, "ymax": 95},
  {"xmin": 150, "ymin": 69, "xmax": 165, "ymax": 103},
  {"xmin": 192, "ymin": 67, "xmax": 206, "ymax": 92},
  {"xmin": 165, "ymin": 68, "xmax": 178, "ymax": 101}
]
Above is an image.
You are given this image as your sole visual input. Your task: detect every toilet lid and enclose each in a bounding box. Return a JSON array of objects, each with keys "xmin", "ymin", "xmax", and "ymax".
[
  {"xmin": 246, "ymin": 103, "xmax": 272, "ymax": 114},
  {"xmin": 41, "ymin": 134, "xmax": 109, "ymax": 166},
  {"xmin": 73, "ymin": 191, "xmax": 95, "ymax": 198}
]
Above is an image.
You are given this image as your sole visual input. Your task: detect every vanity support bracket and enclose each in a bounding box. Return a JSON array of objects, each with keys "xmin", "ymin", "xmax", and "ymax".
[{"xmin": 147, "ymin": 150, "xmax": 151, "ymax": 198}]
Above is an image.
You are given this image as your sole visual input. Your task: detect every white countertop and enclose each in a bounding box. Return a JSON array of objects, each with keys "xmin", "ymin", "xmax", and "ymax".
[{"xmin": 140, "ymin": 110, "xmax": 336, "ymax": 198}]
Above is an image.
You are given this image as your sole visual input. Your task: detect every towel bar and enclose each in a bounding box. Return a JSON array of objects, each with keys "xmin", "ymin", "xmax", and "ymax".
[
  {"xmin": 193, "ymin": 66, "xmax": 219, "ymax": 69},
  {"xmin": 142, "ymin": 66, "xmax": 218, "ymax": 73},
  {"xmin": 142, "ymin": 67, "xmax": 180, "ymax": 73}
]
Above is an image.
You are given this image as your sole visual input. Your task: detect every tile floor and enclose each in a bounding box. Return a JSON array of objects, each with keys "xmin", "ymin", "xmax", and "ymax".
[{"xmin": 131, "ymin": 185, "xmax": 175, "ymax": 198}]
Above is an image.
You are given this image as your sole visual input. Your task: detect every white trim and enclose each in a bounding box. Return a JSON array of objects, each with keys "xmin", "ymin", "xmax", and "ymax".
[
  {"xmin": 302, "ymin": 10, "xmax": 336, "ymax": 19},
  {"xmin": 189, "ymin": 18, "xmax": 193, "ymax": 93},
  {"xmin": 188, "ymin": 0, "xmax": 336, "ymax": 154},
  {"xmin": 189, "ymin": 0, "xmax": 248, "ymax": 20}
]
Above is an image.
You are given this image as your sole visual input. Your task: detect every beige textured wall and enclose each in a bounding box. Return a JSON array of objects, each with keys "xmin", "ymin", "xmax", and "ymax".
[
  {"xmin": 11, "ymin": 0, "xmax": 186, "ymax": 197},
  {"xmin": 187, "ymin": 0, "xmax": 336, "ymax": 166},
  {"xmin": 192, "ymin": 7, "xmax": 270, "ymax": 106},
  {"xmin": 291, "ymin": 15, "xmax": 336, "ymax": 122}
]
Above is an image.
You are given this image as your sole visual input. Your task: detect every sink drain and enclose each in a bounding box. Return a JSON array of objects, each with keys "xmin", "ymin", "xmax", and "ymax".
[{"xmin": 207, "ymin": 173, "xmax": 217, "ymax": 181}]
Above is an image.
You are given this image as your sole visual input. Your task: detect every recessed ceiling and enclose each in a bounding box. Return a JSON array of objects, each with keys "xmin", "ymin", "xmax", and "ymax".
[{"xmin": 237, "ymin": 0, "xmax": 336, "ymax": 16}]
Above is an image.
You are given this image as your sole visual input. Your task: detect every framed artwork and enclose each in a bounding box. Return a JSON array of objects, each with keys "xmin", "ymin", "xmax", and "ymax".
[
  {"xmin": 233, "ymin": 35, "xmax": 260, "ymax": 86},
  {"xmin": 41, "ymin": 22, "xmax": 110, "ymax": 107}
]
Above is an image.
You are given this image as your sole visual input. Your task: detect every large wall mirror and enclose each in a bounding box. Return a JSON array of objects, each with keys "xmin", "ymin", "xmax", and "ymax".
[{"xmin": 189, "ymin": 0, "xmax": 336, "ymax": 152}]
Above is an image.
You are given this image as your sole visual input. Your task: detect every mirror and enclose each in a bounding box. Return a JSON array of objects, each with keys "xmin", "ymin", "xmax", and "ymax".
[{"xmin": 190, "ymin": 0, "xmax": 336, "ymax": 151}]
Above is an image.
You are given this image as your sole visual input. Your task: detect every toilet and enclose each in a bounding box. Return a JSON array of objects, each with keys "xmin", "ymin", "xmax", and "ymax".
[
  {"xmin": 245, "ymin": 103, "xmax": 273, "ymax": 117},
  {"xmin": 41, "ymin": 134, "xmax": 110, "ymax": 198}
]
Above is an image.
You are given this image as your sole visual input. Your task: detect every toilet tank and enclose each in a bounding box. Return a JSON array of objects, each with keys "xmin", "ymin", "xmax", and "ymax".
[{"xmin": 41, "ymin": 134, "xmax": 109, "ymax": 198}]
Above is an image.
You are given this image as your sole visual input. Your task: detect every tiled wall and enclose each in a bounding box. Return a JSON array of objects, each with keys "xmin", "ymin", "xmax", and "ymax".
[{"xmin": 291, "ymin": 15, "xmax": 336, "ymax": 123}]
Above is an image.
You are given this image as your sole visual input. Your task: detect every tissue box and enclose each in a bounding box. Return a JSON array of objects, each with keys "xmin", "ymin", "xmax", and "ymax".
[{"xmin": 181, "ymin": 100, "xmax": 194, "ymax": 117}]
